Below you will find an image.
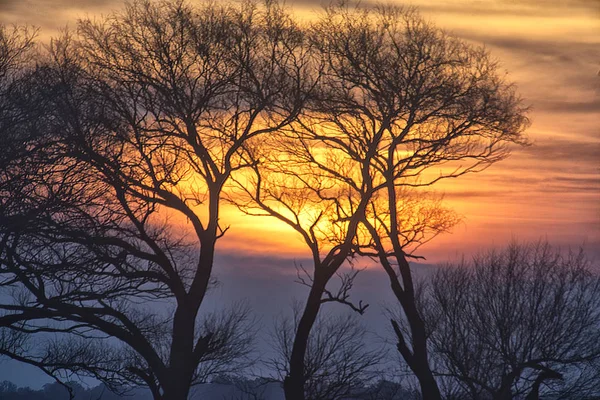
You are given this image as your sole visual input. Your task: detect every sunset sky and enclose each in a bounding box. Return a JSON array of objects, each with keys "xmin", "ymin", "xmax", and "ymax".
[
  {"xmin": 0, "ymin": 0, "xmax": 599, "ymax": 388},
  {"xmin": 1, "ymin": 0, "xmax": 598, "ymax": 263}
]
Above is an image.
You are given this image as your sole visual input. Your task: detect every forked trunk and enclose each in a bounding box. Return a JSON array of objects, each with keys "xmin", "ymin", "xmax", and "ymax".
[
  {"xmin": 283, "ymin": 279, "xmax": 326, "ymax": 400},
  {"xmin": 392, "ymin": 255, "xmax": 442, "ymax": 400},
  {"xmin": 402, "ymin": 301, "xmax": 442, "ymax": 400}
]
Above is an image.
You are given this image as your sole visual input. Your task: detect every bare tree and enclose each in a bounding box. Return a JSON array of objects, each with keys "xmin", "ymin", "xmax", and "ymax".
[
  {"xmin": 270, "ymin": 307, "xmax": 384, "ymax": 400},
  {"xmin": 0, "ymin": 23, "xmax": 89, "ymax": 396},
  {"xmin": 419, "ymin": 242, "xmax": 600, "ymax": 400},
  {"xmin": 0, "ymin": 24, "xmax": 37, "ymax": 171},
  {"xmin": 230, "ymin": 19, "xmax": 375, "ymax": 399},
  {"xmin": 0, "ymin": 3, "xmax": 532, "ymax": 399},
  {"xmin": 0, "ymin": 1, "xmax": 311, "ymax": 399},
  {"xmin": 0, "ymin": 24, "xmax": 36, "ymax": 86},
  {"xmin": 233, "ymin": 3, "xmax": 528, "ymax": 399},
  {"xmin": 231, "ymin": 91, "xmax": 375, "ymax": 400},
  {"xmin": 301, "ymin": 5, "xmax": 529, "ymax": 399}
]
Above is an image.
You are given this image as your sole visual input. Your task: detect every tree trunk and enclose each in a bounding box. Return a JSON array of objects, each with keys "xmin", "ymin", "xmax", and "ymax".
[
  {"xmin": 163, "ymin": 310, "xmax": 195, "ymax": 400},
  {"xmin": 402, "ymin": 299, "xmax": 442, "ymax": 400},
  {"xmin": 162, "ymin": 381, "xmax": 191, "ymax": 400},
  {"xmin": 415, "ymin": 367, "xmax": 442, "ymax": 400},
  {"xmin": 160, "ymin": 236, "xmax": 217, "ymax": 400},
  {"xmin": 392, "ymin": 255, "xmax": 442, "ymax": 400},
  {"xmin": 283, "ymin": 278, "xmax": 326, "ymax": 400}
]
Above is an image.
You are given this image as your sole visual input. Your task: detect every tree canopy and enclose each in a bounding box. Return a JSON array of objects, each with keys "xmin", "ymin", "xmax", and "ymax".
[{"xmin": 0, "ymin": 2, "xmax": 551, "ymax": 400}]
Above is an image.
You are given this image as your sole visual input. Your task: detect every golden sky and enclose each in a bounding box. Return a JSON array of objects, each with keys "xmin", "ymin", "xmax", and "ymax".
[{"xmin": 2, "ymin": 0, "xmax": 599, "ymax": 263}]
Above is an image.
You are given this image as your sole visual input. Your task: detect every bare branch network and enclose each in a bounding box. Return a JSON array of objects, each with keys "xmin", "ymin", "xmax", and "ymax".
[{"xmin": 1, "ymin": 2, "xmax": 593, "ymax": 400}]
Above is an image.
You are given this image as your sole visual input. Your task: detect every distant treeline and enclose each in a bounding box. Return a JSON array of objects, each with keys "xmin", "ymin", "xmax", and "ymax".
[
  {"xmin": 0, "ymin": 380, "xmax": 144, "ymax": 400},
  {"xmin": 0, "ymin": 378, "xmax": 416, "ymax": 400}
]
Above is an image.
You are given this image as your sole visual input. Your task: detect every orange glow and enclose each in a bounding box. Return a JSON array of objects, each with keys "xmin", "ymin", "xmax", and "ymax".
[{"xmin": 3, "ymin": 0, "xmax": 598, "ymax": 263}]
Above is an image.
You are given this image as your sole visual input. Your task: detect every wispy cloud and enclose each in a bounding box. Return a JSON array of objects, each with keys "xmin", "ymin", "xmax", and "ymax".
[
  {"xmin": 1, "ymin": 0, "xmax": 597, "ymax": 261},
  {"xmin": 523, "ymin": 139, "xmax": 600, "ymax": 166}
]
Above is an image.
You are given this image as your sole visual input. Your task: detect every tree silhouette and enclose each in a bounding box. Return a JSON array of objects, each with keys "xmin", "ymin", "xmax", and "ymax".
[
  {"xmin": 230, "ymin": 43, "xmax": 375, "ymax": 400},
  {"xmin": 0, "ymin": 24, "xmax": 37, "ymax": 175},
  {"xmin": 418, "ymin": 242, "xmax": 600, "ymax": 400},
  {"xmin": 0, "ymin": 2, "xmax": 532, "ymax": 400},
  {"xmin": 0, "ymin": 1, "xmax": 311, "ymax": 399},
  {"xmin": 302, "ymin": 5, "xmax": 528, "ymax": 399},
  {"xmin": 232, "ymin": 3, "xmax": 528, "ymax": 399},
  {"xmin": 269, "ymin": 307, "xmax": 384, "ymax": 400}
]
